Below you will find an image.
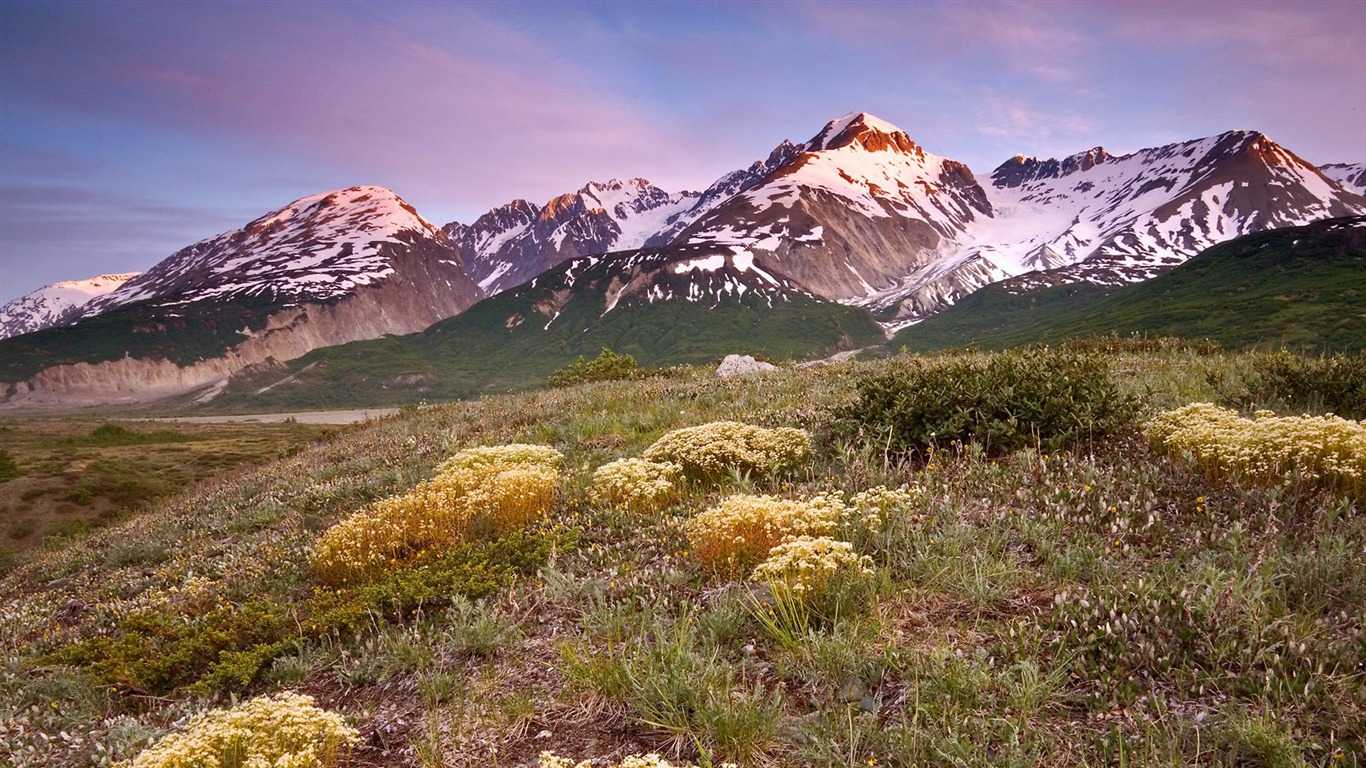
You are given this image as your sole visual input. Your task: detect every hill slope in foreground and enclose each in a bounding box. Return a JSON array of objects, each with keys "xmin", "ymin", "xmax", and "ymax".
[
  {"xmin": 893, "ymin": 216, "xmax": 1366, "ymax": 353},
  {"xmin": 2, "ymin": 351, "xmax": 1362, "ymax": 766}
]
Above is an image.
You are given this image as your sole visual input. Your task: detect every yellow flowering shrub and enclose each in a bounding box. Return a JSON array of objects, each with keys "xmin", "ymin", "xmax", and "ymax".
[
  {"xmin": 641, "ymin": 421, "xmax": 811, "ymax": 480},
  {"xmin": 539, "ymin": 752, "xmax": 737, "ymax": 768},
  {"xmin": 435, "ymin": 443, "xmax": 564, "ymax": 474},
  {"xmin": 751, "ymin": 535, "xmax": 874, "ymax": 598},
  {"xmin": 126, "ymin": 692, "xmax": 358, "ymax": 768},
  {"xmin": 463, "ymin": 464, "xmax": 560, "ymax": 535},
  {"xmin": 310, "ymin": 485, "xmax": 470, "ymax": 586},
  {"xmin": 1145, "ymin": 403, "xmax": 1365, "ymax": 493},
  {"xmin": 588, "ymin": 457, "xmax": 682, "ymax": 511},
  {"xmin": 685, "ymin": 494, "xmax": 840, "ymax": 576},
  {"xmin": 311, "ymin": 444, "xmax": 562, "ymax": 585}
]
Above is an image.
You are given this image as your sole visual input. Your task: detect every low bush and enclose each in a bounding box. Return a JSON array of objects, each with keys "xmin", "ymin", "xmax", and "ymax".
[
  {"xmin": 311, "ymin": 444, "xmax": 562, "ymax": 586},
  {"xmin": 1144, "ymin": 403, "xmax": 1364, "ymax": 495},
  {"xmin": 751, "ymin": 535, "xmax": 874, "ymax": 623},
  {"xmin": 685, "ymin": 494, "xmax": 840, "ymax": 576},
  {"xmin": 549, "ymin": 347, "xmax": 645, "ymax": 387},
  {"xmin": 1244, "ymin": 351, "xmax": 1366, "ymax": 419},
  {"xmin": 1061, "ymin": 335, "xmax": 1221, "ymax": 355},
  {"xmin": 588, "ymin": 458, "xmax": 682, "ymax": 511},
  {"xmin": 127, "ymin": 692, "xmax": 358, "ymax": 768},
  {"xmin": 0, "ymin": 448, "xmax": 19, "ymax": 482},
  {"xmin": 839, "ymin": 347, "xmax": 1138, "ymax": 457},
  {"xmin": 642, "ymin": 421, "xmax": 811, "ymax": 481}
]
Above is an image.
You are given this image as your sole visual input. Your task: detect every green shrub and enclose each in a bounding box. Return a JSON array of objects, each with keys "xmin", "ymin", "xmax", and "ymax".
[
  {"xmin": 0, "ymin": 448, "xmax": 19, "ymax": 482},
  {"xmin": 838, "ymin": 347, "xmax": 1138, "ymax": 457},
  {"xmin": 548, "ymin": 346, "xmax": 644, "ymax": 387},
  {"xmin": 1061, "ymin": 335, "xmax": 1221, "ymax": 355},
  {"xmin": 1245, "ymin": 351, "xmax": 1366, "ymax": 419}
]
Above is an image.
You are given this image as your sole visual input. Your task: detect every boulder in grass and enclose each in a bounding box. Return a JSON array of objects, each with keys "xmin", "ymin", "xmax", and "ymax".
[{"xmin": 716, "ymin": 354, "xmax": 777, "ymax": 378}]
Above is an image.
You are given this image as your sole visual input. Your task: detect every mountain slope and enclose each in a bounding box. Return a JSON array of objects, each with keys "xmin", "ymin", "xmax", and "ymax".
[
  {"xmin": 0, "ymin": 186, "xmax": 483, "ymax": 407},
  {"xmin": 671, "ymin": 113, "xmax": 993, "ymax": 305},
  {"xmin": 444, "ymin": 179, "xmax": 703, "ymax": 295},
  {"xmin": 215, "ymin": 244, "xmax": 885, "ymax": 408},
  {"xmin": 0, "ymin": 273, "xmax": 139, "ymax": 340},
  {"xmin": 868, "ymin": 132, "xmax": 1366, "ymax": 324},
  {"xmin": 891, "ymin": 216, "xmax": 1366, "ymax": 353},
  {"xmin": 1322, "ymin": 162, "xmax": 1366, "ymax": 195}
]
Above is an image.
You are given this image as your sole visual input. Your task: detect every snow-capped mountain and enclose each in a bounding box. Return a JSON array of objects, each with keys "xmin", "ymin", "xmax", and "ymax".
[
  {"xmin": 1321, "ymin": 162, "xmax": 1366, "ymax": 196},
  {"xmin": 443, "ymin": 140, "xmax": 810, "ymax": 297},
  {"xmin": 669, "ymin": 112, "xmax": 993, "ymax": 303},
  {"xmin": 2, "ymin": 186, "xmax": 483, "ymax": 406},
  {"xmin": 77, "ymin": 185, "xmax": 477, "ymax": 320},
  {"xmin": 444, "ymin": 179, "xmax": 702, "ymax": 295},
  {"xmin": 865, "ymin": 130, "xmax": 1366, "ymax": 323},
  {"xmin": 0, "ymin": 273, "xmax": 139, "ymax": 340}
]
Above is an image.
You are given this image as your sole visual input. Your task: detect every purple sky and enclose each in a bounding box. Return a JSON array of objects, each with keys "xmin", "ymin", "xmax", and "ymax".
[{"xmin": 1, "ymin": 0, "xmax": 1363, "ymax": 304}]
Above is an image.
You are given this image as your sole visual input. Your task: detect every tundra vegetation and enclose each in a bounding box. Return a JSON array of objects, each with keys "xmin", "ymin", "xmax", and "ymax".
[{"xmin": 1, "ymin": 345, "xmax": 1362, "ymax": 768}]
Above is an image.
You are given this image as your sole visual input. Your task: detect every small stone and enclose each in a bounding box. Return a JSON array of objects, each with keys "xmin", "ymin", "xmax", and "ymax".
[
  {"xmin": 839, "ymin": 676, "xmax": 867, "ymax": 703},
  {"xmin": 858, "ymin": 695, "xmax": 879, "ymax": 714}
]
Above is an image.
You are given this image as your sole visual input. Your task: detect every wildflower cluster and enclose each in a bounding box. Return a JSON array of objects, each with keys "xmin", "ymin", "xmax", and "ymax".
[
  {"xmin": 641, "ymin": 421, "xmax": 811, "ymax": 480},
  {"xmin": 1145, "ymin": 404, "xmax": 1365, "ymax": 492},
  {"xmin": 751, "ymin": 535, "xmax": 873, "ymax": 597},
  {"xmin": 311, "ymin": 444, "xmax": 562, "ymax": 585},
  {"xmin": 685, "ymin": 494, "xmax": 840, "ymax": 576},
  {"xmin": 588, "ymin": 457, "xmax": 682, "ymax": 511},
  {"xmin": 539, "ymin": 752, "xmax": 736, "ymax": 768},
  {"xmin": 126, "ymin": 692, "xmax": 358, "ymax": 768}
]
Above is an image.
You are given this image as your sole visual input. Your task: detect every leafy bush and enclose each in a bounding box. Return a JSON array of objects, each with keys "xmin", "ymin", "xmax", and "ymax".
[
  {"xmin": 839, "ymin": 347, "xmax": 1138, "ymax": 457},
  {"xmin": 0, "ymin": 448, "xmax": 19, "ymax": 482},
  {"xmin": 642, "ymin": 421, "xmax": 812, "ymax": 481},
  {"xmin": 50, "ymin": 600, "xmax": 292, "ymax": 695},
  {"xmin": 1145, "ymin": 403, "xmax": 1364, "ymax": 495},
  {"xmin": 588, "ymin": 457, "xmax": 682, "ymax": 511},
  {"xmin": 685, "ymin": 494, "xmax": 840, "ymax": 576},
  {"xmin": 1061, "ymin": 335, "xmax": 1221, "ymax": 355},
  {"xmin": 549, "ymin": 347, "xmax": 644, "ymax": 387},
  {"xmin": 128, "ymin": 692, "xmax": 358, "ymax": 768},
  {"xmin": 1245, "ymin": 351, "xmax": 1366, "ymax": 419}
]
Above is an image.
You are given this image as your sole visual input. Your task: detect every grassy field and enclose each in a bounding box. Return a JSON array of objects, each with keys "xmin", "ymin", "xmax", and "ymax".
[
  {"xmin": 1, "ymin": 348, "xmax": 1361, "ymax": 767},
  {"xmin": 0, "ymin": 418, "xmax": 330, "ymax": 567}
]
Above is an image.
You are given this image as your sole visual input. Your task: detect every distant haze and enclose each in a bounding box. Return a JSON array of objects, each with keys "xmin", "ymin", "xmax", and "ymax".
[{"xmin": 2, "ymin": 0, "xmax": 1363, "ymax": 304}]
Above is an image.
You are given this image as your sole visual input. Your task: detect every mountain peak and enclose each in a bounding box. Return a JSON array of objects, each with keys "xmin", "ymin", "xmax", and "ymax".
[
  {"xmin": 809, "ymin": 112, "xmax": 921, "ymax": 154},
  {"xmin": 993, "ymin": 146, "xmax": 1113, "ymax": 188}
]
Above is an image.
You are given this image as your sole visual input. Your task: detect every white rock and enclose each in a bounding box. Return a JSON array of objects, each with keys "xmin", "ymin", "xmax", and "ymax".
[{"xmin": 716, "ymin": 354, "xmax": 777, "ymax": 378}]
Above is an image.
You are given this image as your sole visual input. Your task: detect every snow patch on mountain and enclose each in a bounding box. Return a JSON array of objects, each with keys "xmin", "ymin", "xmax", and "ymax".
[
  {"xmin": 1321, "ymin": 162, "xmax": 1366, "ymax": 196},
  {"xmin": 0, "ymin": 273, "xmax": 140, "ymax": 339}
]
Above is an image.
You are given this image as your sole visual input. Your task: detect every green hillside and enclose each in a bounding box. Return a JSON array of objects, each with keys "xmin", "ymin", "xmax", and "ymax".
[
  {"xmin": 215, "ymin": 263, "xmax": 885, "ymax": 409},
  {"xmin": 894, "ymin": 216, "xmax": 1366, "ymax": 353}
]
